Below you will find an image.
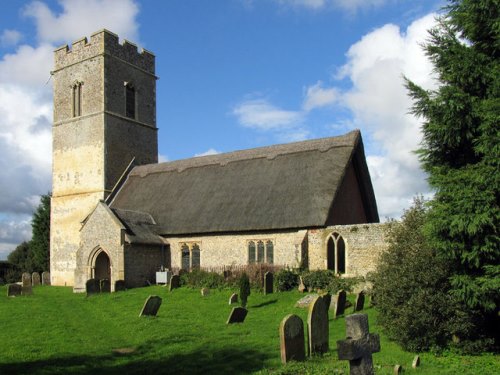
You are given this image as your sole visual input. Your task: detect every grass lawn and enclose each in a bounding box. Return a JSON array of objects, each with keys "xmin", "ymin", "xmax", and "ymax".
[{"xmin": 0, "ymin": 285, "xmax": 498, "ymax": 374}]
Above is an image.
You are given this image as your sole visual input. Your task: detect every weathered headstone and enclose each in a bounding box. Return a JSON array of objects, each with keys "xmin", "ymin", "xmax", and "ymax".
[
  {"xmin": 333, "ymin": 290, "xmax": 347, "ymax": 318},
  {"xmin": 319, "ymin": 293, "xmax": 331, "ymax": 317},
  {"xmin": 337, "ymin": 313, "xmax": 380, "ymax": 375},
  {"xmin": 169, "ymin": 275, "xmax": 180, "ymax": 291},
  {"xmin": 7, "ymin": 284, "xmax": 22, "ymax": 297},
  {"xmin": 42, "ymin": 271, "xmax": 51, "ymax": 286},
  {"xmin": 22, "ymin": 285, "xmax": 33, "ymax": 295},
  {"xmin": 280, "ymin": 314, "xmax": 306, "ymax": 364},
  {"xmin": 412, "ymin": 355, "xmax": 420, "ymax": 368},
  {"xmin": 354, "ymin": 291, "xmax": 365, "ymax": 312},
  {"xmin": 226, "ymin": 307, "xmax": 248, "ymax": 324},
  {"xmin": 100, "ymin": 279, "xmax": 111, "ymax": 293},
  {"xmin": 264, "ymin": 271, "xmax": 273, "ymax": 295},
  {"xmin": 295, "ymin": 294, "xmax": 318, "ymax": 308},
  {"xmin": 22, "ymin": 272, "xmax": 31, "ymax": 287},
  {"xmin": 298, "ymin": 276, "xmax": 307, "ymax": 293},
  {"xmin": 229, "ymin": 293, "xmax": 238, "ymax": 305},
  {"xmin": 201, "ymin": 287, "xmax": 210, "ymax": 296},
  {"xmin": 139, "ymin": 295, "xmax": 162, "ymax": 317},
  {"xmin": 307, "ymin": 295, "xmax": 329, "ymax": 356},
  {"xmin": 86, "ymin": 279, "xmax": 100, "ymax": 295},
  {"xmin": 115, "ymin": 280, "xmax": 126, "ymax": 292},
  {"xmin": 32, "ymin": 272, "xmax": 41, "ymax": 286},
  {"xmin": 394, "ymin": 364, "xmax": 402, "ymax": 374}
]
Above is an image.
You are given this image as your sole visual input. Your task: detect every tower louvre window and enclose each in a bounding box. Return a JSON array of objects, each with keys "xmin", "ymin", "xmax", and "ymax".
[{"xmin": 125, "ymin": 83, "xmax": 136, "ymax": 119}]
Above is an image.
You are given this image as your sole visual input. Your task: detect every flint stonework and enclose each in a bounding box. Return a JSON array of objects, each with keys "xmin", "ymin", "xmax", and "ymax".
[{"xmin": 280, "ymin": 314, "xmax": 306, "ymax": 364}]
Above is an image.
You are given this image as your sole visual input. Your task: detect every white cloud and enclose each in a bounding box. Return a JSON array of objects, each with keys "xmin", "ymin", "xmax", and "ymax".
[
  {"xmin": 0, "ymin": 215, "xmax": 32, "ymax": 260},
  {"xmin": 194, "ymin": 148, "xmax": 220, "ymax": 157},
  {"xmin": 303, "ymin": 81, "xmax": 339, "ymax": 111},
  {"xmin": 233, "ymin": 99, "xmax": 303, "ymax": 130},
  {"xmin": 158, "ymin": 154, "xmax": 169, "ymax": 163},
  {"xmin": 0, "ymin": 29, "xmax": 23, "ymax": 47},
  {"xmin": 277, "ymin": 0, "xmax": 390, "ymax": 12},
  {"xmin": 23, "ymin": 0, "xmax": 140, "ymax": 44}
]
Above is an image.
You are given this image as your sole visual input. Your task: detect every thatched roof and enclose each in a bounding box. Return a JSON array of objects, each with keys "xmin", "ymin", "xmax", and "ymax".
[
  {"xmin": 112, "ymin": 208, "xmax": 165, "ymax": 245},
  {"xmin": 109, "ymin": 130, "xmax": 378, "ymax": 235}
]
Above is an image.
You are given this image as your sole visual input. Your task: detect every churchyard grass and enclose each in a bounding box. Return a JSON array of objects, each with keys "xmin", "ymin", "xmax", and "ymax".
[{"xmin": 0, "ymin": 285, "xmax": 498, "ymax": 374}]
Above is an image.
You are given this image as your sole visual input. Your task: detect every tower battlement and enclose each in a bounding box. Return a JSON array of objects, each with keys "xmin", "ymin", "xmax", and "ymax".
[{"xmin": 54, "ymin": 29, "xmax": 155, "ymax": 74}]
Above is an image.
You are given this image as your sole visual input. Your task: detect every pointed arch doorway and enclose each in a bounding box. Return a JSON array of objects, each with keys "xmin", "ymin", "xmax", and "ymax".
[
  {"xmin": 94, "ymin": 251, "xmax": 111, "ymax": 281},
  {"xmin": 327, "ymin": 233, "xmax": 346, "ymax": 275}
]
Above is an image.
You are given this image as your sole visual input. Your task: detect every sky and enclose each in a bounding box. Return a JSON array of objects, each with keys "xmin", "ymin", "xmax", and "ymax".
[{"xmin": 0, "ymin": 0, "xmax": 445, "ymax": 260}]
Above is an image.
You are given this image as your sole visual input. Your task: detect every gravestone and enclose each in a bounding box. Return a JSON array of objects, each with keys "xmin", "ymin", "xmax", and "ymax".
[
  {"xmin": 139, "ymin": 295, "xmax": 162, "ymax": 317},
  {"xmin": 354, "ymin": 291, "xmax": 365, "ymax": 312},
  {"xmin": 264, "ymin": 272, "xmax": 273, "ymax": 295},
  {"xmin": 295, "ymin": 294, "xmax": 318, "ymax": 308},
  {"xmin": 298, "ymin": 276, "xmax": 307, "ymax": 293},
  {"xmin": 22, "ymin": 285, "xmax": 33, "ymax": 295},
  {"xmin": 86, "ymin": 279, "xmax": 100, "ymax": 295},
  {"xmin": 22, "ymin": 273, "xmax": 31, "ymax": 287},
  {"xmin": 32, "ymin": 272, "xmax": 41, "ymax": 286},
  {"xmin": 42, "ymin": 271, "xmax": 51, "ymax": 285},
  {"xmin": 100, "ymin": 279, "xmax": 111, "ymax": 293},
  {"xmin": 333, "ymin": 290, "xmax": 347, "ymax": 318},
  {"xmin": 229, "ymin": 293, "xmax": 238, "ymax": 305},
  {"xmin": 7, "ymin": 284, "xmax": 22, "ymax": 297},
  {"xmin": 394, "ymin": 365, "xmax": 402, "ymax": 374},
  {"xmin": 279, "ymin": 314, "xmax": 306, "ymax": 364},
  {"xmin": 169, "ymin": 275, "xmax": 180, "ymax": 291},
  {"xmin": 226, "ymin": 307, "xmax": 248, "ymax": 324},
  {"xmin": 319, "ymin": 293, "xmax": 331, "ymax": 316},
  {"xmin": 307, "ymin": 295, "xmax": 329, "ymax": 355},
  {"xmin": 115, "ymin": 280, "xmax": 126, "ymax": 292},
  {"xmin": 337, "ymin": 313, "xmax": 380, "ymax": 375},
  {"xmin": 201, "ymin": 287, "xmax": 210, "ymax": 296},
  {"xmin": 412, "ymin": 355, "xmax": 420, "ymax": 368}
]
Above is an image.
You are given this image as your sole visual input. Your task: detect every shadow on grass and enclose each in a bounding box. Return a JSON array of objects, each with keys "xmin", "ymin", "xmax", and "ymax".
[
  {"xmin": 250, "ymin": 299, "xmax": 277, "ymax": 308},
  {"xmin": 0, "ymin": 342, "xmax": 271, "ymax": 375}
]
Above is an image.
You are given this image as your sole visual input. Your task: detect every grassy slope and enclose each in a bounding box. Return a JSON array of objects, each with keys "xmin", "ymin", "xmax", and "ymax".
[{"xmin": 0, "ymin": 286, "xmax": 498, "ymax": 375}]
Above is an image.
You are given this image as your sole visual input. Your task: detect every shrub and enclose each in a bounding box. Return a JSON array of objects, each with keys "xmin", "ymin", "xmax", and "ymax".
[
  {"xmin": 179, "ymin": 269, "xmax": 225, "ymax": 289},
  {"xmin": 301, "ymin": 270, "xmax": 336, "ymax": 291},
  {"xmin": 239, "ymin": 273, "xmax": 251, "ymax": 308},
  {"xmin": 275, "ymin": 269, "xmax": 299, "ymax": 291},
  {"xmin": 327, "ymin": 276, "xmax": 362, "ymax": 295}
]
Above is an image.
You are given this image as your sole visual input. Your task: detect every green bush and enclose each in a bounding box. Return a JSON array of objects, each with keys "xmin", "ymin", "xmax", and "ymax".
[
  {"xmin": 239, "ymin": 273, "xmax": 251, "ymax": 308},
  {"xmin": 275, "ymin": 269, "xmax": 299, "ymax": 291},
  {"xmin": 327, "ymin": 276, "xmax": 362, "ymax": 295},
  {"xmin": 301, "ymin": 270, "xmax": 335, "ymax": 291},
  {"xmin": 179, "ymin": 269, "xmax": 226, "ymax": 289}
]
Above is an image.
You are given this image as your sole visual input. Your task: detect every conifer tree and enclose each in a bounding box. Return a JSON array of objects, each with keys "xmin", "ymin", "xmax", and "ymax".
[{"xmin": 30, "ymin": 194, "xmax": 51, "ymax": 272}]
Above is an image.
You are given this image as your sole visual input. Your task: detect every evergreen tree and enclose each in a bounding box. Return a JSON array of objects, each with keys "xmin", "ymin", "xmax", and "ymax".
[
  {"xmin": 7, "ymin": 241, "xmax": 33, "ymax": 277},
  {"xmin": 406, "ymin": 0, "xmax": 499, "ymax": 340},
  {"xmin": 30, "ymin": 194, "xmax": 51, "ymax": 272}
]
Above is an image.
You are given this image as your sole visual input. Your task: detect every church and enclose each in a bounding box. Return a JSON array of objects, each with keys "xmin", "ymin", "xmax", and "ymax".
[{"xmin": 49, "ymin": 30, "xmax": 387, "ymax": 292}]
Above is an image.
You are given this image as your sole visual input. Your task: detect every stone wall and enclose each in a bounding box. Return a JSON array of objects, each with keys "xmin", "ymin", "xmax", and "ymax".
[{"xmin": 124, "ymin": 244, "xmax": 164, "ymax": 288}]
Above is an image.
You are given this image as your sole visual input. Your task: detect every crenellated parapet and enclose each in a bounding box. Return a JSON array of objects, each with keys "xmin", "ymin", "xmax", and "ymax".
[{"xmin": 54, "ymin": 29, "xmax": 155, "ymax": 74}]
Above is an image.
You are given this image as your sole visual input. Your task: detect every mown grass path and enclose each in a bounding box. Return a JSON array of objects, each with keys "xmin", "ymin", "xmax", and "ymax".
[{"xmin": 0, "ymin": 286, "xmax": 498, "ymax": 374}]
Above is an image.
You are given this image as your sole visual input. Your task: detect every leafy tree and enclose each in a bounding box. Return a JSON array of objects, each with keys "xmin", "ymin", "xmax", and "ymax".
[
  {"xmin": 30, "ymin": 194, "xmax": 51, "ymax": 272},
  {"xmin": 7, "ymin": 241, "xmax": 33, "ymax": 278},
  {"xmin": 406, "ymin": 0, "xmax": 499, "ymax": 335}
]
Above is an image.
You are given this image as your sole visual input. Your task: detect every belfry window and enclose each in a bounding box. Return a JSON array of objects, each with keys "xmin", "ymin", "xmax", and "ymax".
[
  {"xmin": 72, "ymin": 82, "xmax": 82, "ymax": 117},
  {"xmin": 248, "ymin": 240, "xmax": 274, "ymax": 264},
  {"xmin": 180, "ymin": 242, "xmax": 201, "ymax": 270},
  {"xmin": 327, "ymin": 233, "xmax": 346, "ymax": 274},
  {"xmin": 125, "ymin": 82, "xmax": 136, "ymax": 119}
]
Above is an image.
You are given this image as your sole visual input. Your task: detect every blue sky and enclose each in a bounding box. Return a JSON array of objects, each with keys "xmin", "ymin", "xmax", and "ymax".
[{"xmin": 0, "ymin": 0, "xmax": 444, "ymax": 259}]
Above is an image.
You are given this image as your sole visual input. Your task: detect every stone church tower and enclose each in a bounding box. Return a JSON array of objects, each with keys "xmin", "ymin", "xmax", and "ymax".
[{"xmin": 50, "ymin": 30, "xmax": 158, "ymax": 286}]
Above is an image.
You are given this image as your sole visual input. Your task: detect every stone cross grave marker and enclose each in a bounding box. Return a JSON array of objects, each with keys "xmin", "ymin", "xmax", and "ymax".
[
  {"xmin": 139, "ymin": 295, "xmax": 162, "ymax": 317},
  {"xmin": 354, "ymin": 291, "xmax": 365, "ymax": 312},
  {"xmin": 226, "ymin": 307, "xmax": 248, "ymax": 324},
  {"xmin": 22, "ymin": 273, "xmax": 31, "ymax": 287},
  {"xmin": 115, "ymin": 280, "xmax": 126, "ymax": 292},
  {"xmin": 7, "ymin": 284, "xmax": 22, "ymax": 297},
  {"xmin": 86, "ymin": 279, "xmax": 100, "ymax": 295},
  {"xmin": 279, "ymin": 314, "xmax": 305, "ymax": 364},
  {"xmin": 229, "ymin": 293, "xmax": 238, "ymax": 305},
  {"xmin": 169, "ymin": 275, "xmax": 180, "ymax": 291},
  {"xmin": 337, "ymin": 313, "xmax": 380, "ymax": 375},
  {"xmin": 100, "ymin": 279, "xmax": 111, "ymax": 293},
  {"xmin": 22, "ymin": 285, "xmax": 33, "ymax": 295},
  {"xmin": 201, "ymin": 287, "xmax": 210, "ymax": 296},
  {"xmin": 264, "ymin": 271, "xmax": 273, "ymax": 295},
  {"xmin": 307, "ymin": 295, "xmax": 329, "ymax": 356},
  {"xmin": 42, "ymin": 271, "xmax": 50, "ymax": 285},
  {"xmin": 333, "ymin": 290, "xmax": 347, "ymax": 318},
  {"xmin": 32, "ymin": 272, "xmax": 41, "ymax": 286}
]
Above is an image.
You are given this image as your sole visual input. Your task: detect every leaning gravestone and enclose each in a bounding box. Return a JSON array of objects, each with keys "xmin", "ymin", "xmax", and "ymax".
[
  {"xmin": 169, "ymin": 275, "xmax": 180, "ymax": 291},
  {"xmin": 307, "ymin": 295, "xmax": 329, "ymax": 355},
  {"xmin": 32, "ymin": 272, "xmax": 41, "ymax": 286},
  {"xmin": 100, "ymin": 279, "xmax": 111, "ymax": 293},
  {"xmin": 139, "ymin": 295, "xmax": 162, "ymax": 317},
  {"xmin": 115, "ymin": 280, "xmax": 126, "ymax": 292},
  {"xmin": 42, "ymin": 271, "xmax": 51, "ymax": 286},
  {"xmin": 229, "ymin": 293, "xmax": 238, "ymax": 305},
  {"xmin": 86, "ymin": 279, "xmax": 100, "ymax": 295},
  {"xmin": 354, "ymin": 291, "xmax": 365, "ymax": 312},
  {"xmin": 7, "ymin": 284, "xmax": 22, "ymax": 297},
  {"xmin": 22, "ymin": 285, "xmax": 33, "ymax": 295},
  {"xmin": 280, "ymin": 314, "xmax": 306, "ymax": 364},
  {"xmin": 337, "ymin": 313, "xmax": 380, "ymax": 375},
  {"xmin": 412, "ymin": 355, "xmax": 421, "ymax": 368},
  {"xmin": 201, "ymin": 287, "xmax": 210, "ymax": 296},
  {"xmin": 264, "ymin": 271, "xmax": 273, "ymax": 295},
  {"xmin": 333, "ymin": 290, "xmax": 347, "ymax": 318},
  {"xmin": 22, "ymin": 273, "xmax": 31, "ymax": 287},
  {"xmin": 226, "ymin": 307, "xmax": 248, "ymax": 324}
]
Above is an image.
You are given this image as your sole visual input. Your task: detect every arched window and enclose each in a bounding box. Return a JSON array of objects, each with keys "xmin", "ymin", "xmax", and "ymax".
[
  {"xmin": 248, "ymin": 241, "xmax": 256, "ymax": 264},
  {"xmin": 191, "ymin": 244, "xmax": 200, "ymax": 269},
  {"xmin": 266, "ymin": 240, "xmax": 274, "ymax": 264},
  {"xmin": 327, "ymin": 233, "xmax": 346, "ymax": 275},
  {"xmin": 247, "ymin": 239, "xmax": 274, "ymax": 264},
  {"xmin": 72, "ymin": 81, "xmax": 82, "ymax": 117},
  {"xmin": 125, "ymin": 82, "xmax": 136, "ymax": 119},
  {"xmin": 257, "ymin": 241, "xmax": 265, "ymax": 263},
  {"xmin": 181, "ymin": 243, "xmax": 190, "ymax": 270}
]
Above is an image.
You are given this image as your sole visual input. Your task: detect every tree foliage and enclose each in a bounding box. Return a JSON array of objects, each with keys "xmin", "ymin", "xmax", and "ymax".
[
  {"xmin": 7, "ymin": 242, "xmax": 33, "ymax": 280},
  {"xmin": 239, "ymin": 273, "xmax": 251, "ymax": 308},
  {"xmin": 406, "ymin": 0, "xmax": 499, "ymax": 316},
  {"xmin": 30, "ymin": 194, "xmax": 51, "ymax": 272}
]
